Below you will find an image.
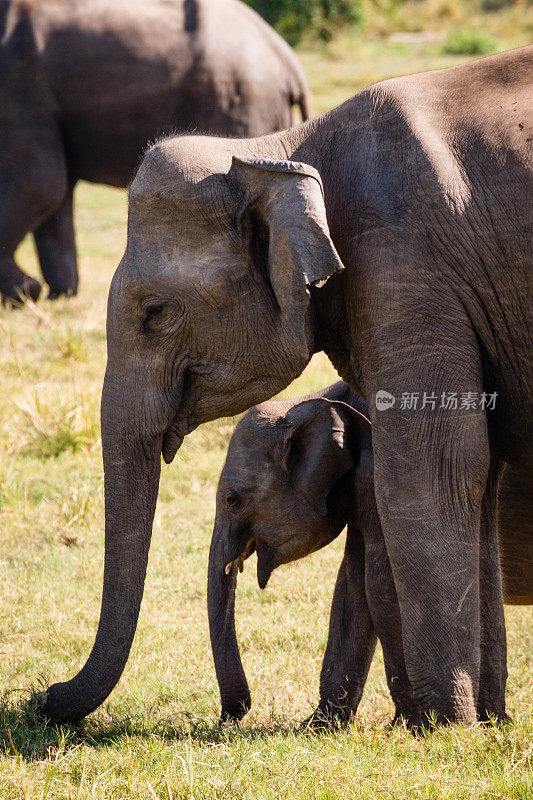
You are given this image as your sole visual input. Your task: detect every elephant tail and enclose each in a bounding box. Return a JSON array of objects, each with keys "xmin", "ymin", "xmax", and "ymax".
[{"xmin": 297, "ymin": 86, "xmax": 312, "ymax": 122}]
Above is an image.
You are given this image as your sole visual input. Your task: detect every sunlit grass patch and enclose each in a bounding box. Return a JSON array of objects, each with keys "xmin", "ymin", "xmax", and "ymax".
[
  {"xmin": 52, "ymin": 326, "xmax": 89, "ymax": 363},
  {"xmin": 443, "ymin": 28, "xmax": 500, "ymax": 53},
  {"xmin": 12, "ymin": 392, "xmax": 99, "ymax": 460}
]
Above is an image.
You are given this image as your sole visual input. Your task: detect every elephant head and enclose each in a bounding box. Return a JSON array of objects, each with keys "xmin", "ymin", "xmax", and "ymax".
[
  {"xmin": 43, "ymin": 136, "xmax": 344, "ymax": 722},
  {"xmin": 207, "ymin": 397, "xmax": 372, "ymax": 721}
]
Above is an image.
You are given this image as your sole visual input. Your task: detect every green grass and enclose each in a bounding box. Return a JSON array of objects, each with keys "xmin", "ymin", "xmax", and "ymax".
[
  {"xmin": 443, "ymin": 29, "xmax": 500, "ymax": 54},
  {"xmin": 0, "ymin": 13, "xmax": 532, "ymax": 799}
]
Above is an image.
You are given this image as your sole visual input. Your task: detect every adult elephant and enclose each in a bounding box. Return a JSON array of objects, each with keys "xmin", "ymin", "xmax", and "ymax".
[
  {"xmin": 0, "ymin": 0, "xmax": 310, "ymax": 302},
  {"xmin": 43, "ymin": 47, "xmax": 532, "ymax": 725}
]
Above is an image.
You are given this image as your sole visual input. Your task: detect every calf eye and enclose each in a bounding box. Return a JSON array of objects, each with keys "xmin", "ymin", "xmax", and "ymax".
[
  {"xmin": 142, "ymin": 304, "xmax": 164, "ymax": 333},
  {"xmin": 226, "ymin": 492, "xmax": 242, "ymax": 511}
]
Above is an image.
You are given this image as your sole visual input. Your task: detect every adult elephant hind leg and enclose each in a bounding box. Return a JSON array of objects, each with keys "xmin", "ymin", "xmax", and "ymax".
[
  {"xmin": 361, "ymin": 481, "xmax": 420, "ymax": 726},
  {"xmin": 34, "ymin": 184, "xmax": 78, "ymax": 299},
  {"xmin": 477, "ymin": 459, "xmax": 508, "ymax": 723},
  {"xmin": 0, "ymin": 109, "xmax": 68, "ymax": 303},
  {"xmin": 366, "ymin": 318, "xmax": 490, "ymax": 725},
  {"xmin": 0, "ymin": 146, "xmax": 42, "ymax": 303},
  {"xmin": 0, "ymin": 178, "xmax": 43, "ymax": 304}
]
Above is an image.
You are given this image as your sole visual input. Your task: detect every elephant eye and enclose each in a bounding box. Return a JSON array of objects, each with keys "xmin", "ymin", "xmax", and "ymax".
[
  {"xmin": 141, "ymin": 304, "xmax": 164, "ymax": 333},
  {"xmin": 226, "ymin": 492, "xmax": 242, "ymax": 511}
]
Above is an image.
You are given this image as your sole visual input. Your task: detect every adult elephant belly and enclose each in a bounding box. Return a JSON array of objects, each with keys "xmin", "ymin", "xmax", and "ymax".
[
  {"xmin": 42, "ymin": 13, "xmax": 196, "ymax": 187},
  {"xmin": 58, "ymin": 88, "xmax": 189, "ymax": 188}
]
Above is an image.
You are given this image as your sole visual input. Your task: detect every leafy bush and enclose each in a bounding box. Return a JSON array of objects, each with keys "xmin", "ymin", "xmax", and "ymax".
[
  {"xmin": 245, "ymin": 0, "xmax": 362, "ymax": 45},
  {"xmin": 443, "ymin": 29, "xmax": 499, "ymax": 54}
]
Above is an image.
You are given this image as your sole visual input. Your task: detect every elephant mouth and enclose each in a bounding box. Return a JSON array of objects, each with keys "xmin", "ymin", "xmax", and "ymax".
[
  {"xmin": 161, "ymin": 413, "xmax": 198, "ymax": 463},
  {"xmin": 224, "ymin": 539, "xmax": 276, "ymax": 589},
  {"xmin": 161, "ymin": 365, "xmax": 200, "ymax": 463},
  {"xmin": 162, "ymin": 424, "xmax": 185, "ymax": 464},
  {"xmin": 224, "ymin": 537, "xmax": 256, "ymax": 575},
  {"xmin": 256, "ymin": 541, "xmax": 276, "ymax": 589}
]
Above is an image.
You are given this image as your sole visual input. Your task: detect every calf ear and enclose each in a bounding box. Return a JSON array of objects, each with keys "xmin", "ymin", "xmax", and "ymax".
[
  {"xmin": 228, "ymin": 157, "xmax": 344, "ymax": 349},
  {"xmin": 282, "ymin": 399, "xmax": 371, "ymax": 516}
]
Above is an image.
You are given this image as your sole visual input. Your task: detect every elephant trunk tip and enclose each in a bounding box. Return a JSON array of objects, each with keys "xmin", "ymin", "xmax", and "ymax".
[
  {"xmin": 221, "ymin": 691, "xmax": 252, "ymax": 723},
  {"xmin": 34, "ymin": 683, "xmax": 83, "ymax": 726}
]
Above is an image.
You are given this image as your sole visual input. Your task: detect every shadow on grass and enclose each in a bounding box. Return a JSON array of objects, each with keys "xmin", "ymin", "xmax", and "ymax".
[{"xmin": 0, "ymin": 690, "xmax": 322, "ymax": 762}]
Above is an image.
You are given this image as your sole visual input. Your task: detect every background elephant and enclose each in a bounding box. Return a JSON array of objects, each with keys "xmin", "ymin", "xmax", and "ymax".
[
  {"xmin": 42, "ymin": 47, "xmax": 531, "ymax": 725},
  {"xmin": 0, "ymin": 0, "xmax": 310, "ymax": 302},
  {"xmin": 208, "ymin": 382, "xmax": 532, "ymax": 724}
]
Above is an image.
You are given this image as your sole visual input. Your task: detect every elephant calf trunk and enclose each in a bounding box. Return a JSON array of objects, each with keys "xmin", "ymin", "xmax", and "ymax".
[{"xmin": 208, "ymin": 523, "xmax": 251, "ymax": 721}]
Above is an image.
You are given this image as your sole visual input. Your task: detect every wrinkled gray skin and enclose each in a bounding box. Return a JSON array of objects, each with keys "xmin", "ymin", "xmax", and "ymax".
[
  {"xmin": 43, "ymin": 47, "xmax": 532, "ymax": 725},
  {"xmin": 0, "ymin": 0, "xmax": 309, "ymax": 302},
  {"xmin": 208, "ymin": 382, "xmax": 532, "ymax": 725}
]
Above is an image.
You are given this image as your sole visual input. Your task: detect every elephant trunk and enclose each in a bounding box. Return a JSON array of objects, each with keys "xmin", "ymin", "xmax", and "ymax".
[
  {"xmin": 42, "ymin": 392, "xmax": 162, "ymax": 723},
  {"xmin": 207, "ymin": 519, "xmax": 251, "ymax": 721}
]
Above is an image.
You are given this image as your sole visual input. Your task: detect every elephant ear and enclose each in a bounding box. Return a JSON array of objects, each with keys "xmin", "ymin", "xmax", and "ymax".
[
  {"xmin": 281, "ymin": 399, "xmax": 371, "ymax": 516},
  {"xmin": 228, "ymin": 157, "xmax": 344, "ymax": 346}
]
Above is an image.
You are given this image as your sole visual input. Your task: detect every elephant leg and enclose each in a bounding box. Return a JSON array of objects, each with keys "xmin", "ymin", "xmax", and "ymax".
[
  {"xmin": 365, "ymin": 315, "xmax": 489, "ymax": 724},
  {"xmin": 0, "ymin": 193, "xmax": 44, "ymax": 304},
  {"xmin": 0, "ymin": 111, "xmax": 67, "ymax": 303},
  {"xmin": 312, "ymin": 529, "xmax": 377, "ymax": 725},
  {"xmin": 360, "ymin": 473, "xmax": 420, "ymax": 725},
  {"xmin": 372, "ymin": 412, "xmax": 488, "ymax": 724},
  {"xmin": 0, "ymin": 178, "xmax": 42, "ymax": 304},
  {"xmin": 498, "ymin": 464, "xmax": 533, "ymax": 605},
  {"xmin": 0, "ymin": 106, "xmax": 68, "ymax": 300},
  {"xmin": 0, "ymin": 254, "xmax": 41, "ymax": 304},
  {"xmin": 34, "ymin": 184, "xmax": 78, "ymax": 298},
  {"xmin": 477, "ymin": 459, "xmax": 508, "ymax": 722}
]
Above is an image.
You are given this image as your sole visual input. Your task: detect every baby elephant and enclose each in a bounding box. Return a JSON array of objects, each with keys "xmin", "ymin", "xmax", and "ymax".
[
  {"xmin": 208, "ymin": 381, "xmax": 532, "ymax": 726},
  {"xmin": 207, "ymin": 381, "xmax": 419, "ymax": 725}
]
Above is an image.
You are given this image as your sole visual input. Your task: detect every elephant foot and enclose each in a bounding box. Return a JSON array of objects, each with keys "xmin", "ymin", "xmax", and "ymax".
[
  {"xmin": 47, "ymin": 281, "xmax": 78, "ymax": 300},
  {"xmin": 408, "ymin": 707, "xmax": 462, "ymax": 734},
  {"xmin": 220, "ymin": 692, "xmax": 251, "ymax": 723},
  {"xmin": 301, "ymin": 703, "xmax": 355, "ymax": 731},
  {"xmin": 390, "ymin": 705, "xmax": 422, "ymax": 729},
  {"xmin": 477, "ymin": 709, "xmax": 512, "ymax": 726},
  {"xmin": 477, "ymin": 685, "xmax": 508, "ymax": 726},
  {"xmin": 0, "ymin": 274, "xmax": 42, "ymax": 305}
]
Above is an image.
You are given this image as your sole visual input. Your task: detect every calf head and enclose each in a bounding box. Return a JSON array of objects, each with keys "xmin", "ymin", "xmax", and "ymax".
[{"xmin": 208, "ymin": 395, "xmax": 372, "ymax": 720}]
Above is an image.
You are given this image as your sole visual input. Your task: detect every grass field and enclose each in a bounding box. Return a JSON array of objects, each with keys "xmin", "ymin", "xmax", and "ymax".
[{"xmin": 1, "ymin": 9, "xmax": 532, "ymax": 799}]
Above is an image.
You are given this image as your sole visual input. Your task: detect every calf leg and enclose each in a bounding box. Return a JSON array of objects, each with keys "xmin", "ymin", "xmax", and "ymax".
[
  {"xmin": 498, "ymin": 464, "xmax": 533, "ymax": 605},
  {"xmin": 312, "ymin": 532, "xmax": 377, "ymax": 725},
  {"xmin": 477, "ymin": 459, "xmax": 508, "ymax": 721}
]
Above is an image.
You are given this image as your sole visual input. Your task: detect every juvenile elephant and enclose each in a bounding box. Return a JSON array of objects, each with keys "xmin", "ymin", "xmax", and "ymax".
[
  {"xmin": 208, "ymin": 382, "xmax": 533, "ymax": 725},
  {"xmin": 209, "ymin": 381, "xmax": 419, "ymax": 725},
  {"xmin": 0, "ymin": 0, "xmax": 309, "ymax": 302},
  {"xmin": 43, "ymin": 47, "xmax": 532, "ymax": 725}
]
